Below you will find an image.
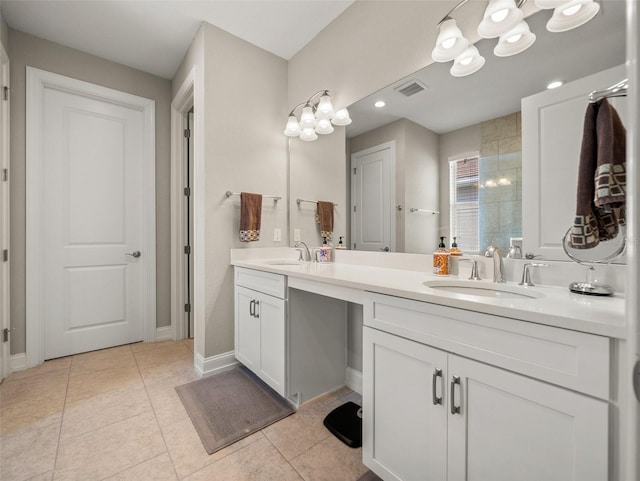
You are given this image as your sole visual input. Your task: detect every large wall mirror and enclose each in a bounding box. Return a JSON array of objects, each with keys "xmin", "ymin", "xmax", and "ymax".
[{"xmin": 341, "ymin": 2, "xmax": 625, "ymax": 255}]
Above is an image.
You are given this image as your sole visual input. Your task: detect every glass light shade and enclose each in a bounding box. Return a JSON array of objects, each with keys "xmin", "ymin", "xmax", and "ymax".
[
  {"xmin": 299, "ymin": 105, "xmax": 317, "ymax": 129},
  {"xmin": 450, "ymin": 46, "xmax": 485, "ymax": 77},
  {"xmin": 315, "ymin": 118, "xmax": 334, "ymax": 135},
  {"xmin": 546, "ymin": 0, "xmax": 600, "ymax": 32},
  {"xmin": 299, "ymin": 128, "xmax": 318, "ymax": 142},
  {"xmin": 331, "ymin": 108, "xmax": 352, "ymax": 126},
  {"xmin": 315, "ymin": 93, "xmax": 335, "ymax": 120},
  {"xmin": 477, "ymin": 0, "xmax": 523, "ymax": 38},
  {"xmin": 493, "ymin": 21, "xmax": 536, "ymax": 57},
  {"xmin": 283, "ymin": 115, "xmax": 302, "ymax": 137},
  {"xmin": 431, "ymin": 19, "xmax": 469, "ymax": 62}
]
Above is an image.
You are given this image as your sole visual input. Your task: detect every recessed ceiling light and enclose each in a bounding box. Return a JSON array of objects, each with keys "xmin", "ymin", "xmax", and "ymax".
[
  {"xmin": 374, "ymin": 100, "xmax": 386, "ymax": 108},
  {"xmin": 547, "ymin": 80, "xmax": 563, "ymax": 89}
]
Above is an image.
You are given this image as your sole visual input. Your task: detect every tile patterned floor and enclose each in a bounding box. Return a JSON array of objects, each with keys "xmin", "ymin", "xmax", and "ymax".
[{"xmin": 0, "ymin": 340, "xmax": 368, "ymax": 481}]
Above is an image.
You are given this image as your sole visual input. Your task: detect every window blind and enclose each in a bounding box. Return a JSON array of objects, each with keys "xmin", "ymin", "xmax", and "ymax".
[{"xmin": 449, "ymin": 156, "xmax": 479, "ymax": 253}]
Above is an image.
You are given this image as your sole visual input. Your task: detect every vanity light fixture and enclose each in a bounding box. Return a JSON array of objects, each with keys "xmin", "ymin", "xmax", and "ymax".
[
  {"xmin": 284, "ymin": 90, "xmax": 351, "ymax": 142},
  {"xmin": 432, "ymin": 0, "xmax": 600, "ymax": 78}
]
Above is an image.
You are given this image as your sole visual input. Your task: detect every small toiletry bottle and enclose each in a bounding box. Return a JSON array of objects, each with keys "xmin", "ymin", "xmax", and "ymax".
[
  {"xmin": 450, "ymin": 237, "xmax": 462, "ymax": 256},
  {"xmin": 318, "ymin": 237, "xmax": 331, "ymax": 262},
  {"xmin": 433, "ymin": 237, "xmax": 450, "ymax": 275},
  {"xmin": 336, "ymin": 236, "xmax": 346, "ymax": 250}
]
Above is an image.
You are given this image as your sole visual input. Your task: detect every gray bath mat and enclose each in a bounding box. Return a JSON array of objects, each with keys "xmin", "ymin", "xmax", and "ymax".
[{"xmin": 176, "ymin": 366, "xmax": 294, "ymax": 454}]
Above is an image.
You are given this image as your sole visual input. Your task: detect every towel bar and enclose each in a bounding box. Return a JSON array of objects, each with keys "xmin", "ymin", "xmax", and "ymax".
[
  {"xmin": 225, "ymin": 191, "xmax": 281, "ymax": 201},
  {"xmin": 409, "ymin": 208, "xmax": 439, "ymax": 214},
  {"xmin": 296, "ymin": 199, "xmax": 338, "ymax": 207}
]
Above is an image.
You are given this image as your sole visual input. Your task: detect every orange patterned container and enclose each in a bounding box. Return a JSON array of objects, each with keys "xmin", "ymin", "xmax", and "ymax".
[{"xmin": 433, "ymin": 252, "xmax": 450, "ymax": 275}]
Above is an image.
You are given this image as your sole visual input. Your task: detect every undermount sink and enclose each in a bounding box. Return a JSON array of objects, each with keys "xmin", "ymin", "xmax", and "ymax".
[
  {"xmin": 262, "ymin": 259, "xmax": 304, "ymax": 266},
  {"xmin": 423, "ymin": 279, "xmax": 543, "ymax": 299}
]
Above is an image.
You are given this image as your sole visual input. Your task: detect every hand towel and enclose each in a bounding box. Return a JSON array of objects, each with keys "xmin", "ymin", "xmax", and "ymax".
[
  {"xmin": 316, "ymin": 201, "xmax": 334, "ymax": 240},
  {"xmin": 239, "ymin": 192, "xmax": 262, "ymax": 242},
  {"xmin": 570, "ymin": 99, "xmax": 626, "ymax": 249}
]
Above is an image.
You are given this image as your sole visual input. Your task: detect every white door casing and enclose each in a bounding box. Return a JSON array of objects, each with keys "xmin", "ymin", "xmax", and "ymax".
[
  {"xmin": 0, "ymin": 44, "xmax": 10, "ymax": 381},
  {"xmin": 351, "ymin": 141, "xmax": 396, "ymax": 252},
  {"xmin": 26, "ymin": 67, "xmax": 156, "ymax": 366}
]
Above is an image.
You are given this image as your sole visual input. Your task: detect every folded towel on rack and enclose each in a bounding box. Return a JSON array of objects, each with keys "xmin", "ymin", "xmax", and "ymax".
[
  {"xmin": 570, "ymin": 99, "xmax": 626, "ymax": 249},
  {"xmin": 316, "ymin": 201, "xmax": 334, "ymax": 240},
  {"xmin": 239, "ymin": 192, "xmax": 262, "ymax": 242}
]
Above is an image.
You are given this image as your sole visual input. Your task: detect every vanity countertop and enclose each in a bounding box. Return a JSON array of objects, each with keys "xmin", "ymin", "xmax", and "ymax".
[{"xmin": 231, "ymin": 253, "xmax": 626, "ymax": 339}]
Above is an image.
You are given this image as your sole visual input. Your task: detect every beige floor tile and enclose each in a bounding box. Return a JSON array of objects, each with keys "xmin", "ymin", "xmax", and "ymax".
[
  {"xmin": 104, "ymin": 453, "xmax": 178, "ymax": 481},
  {"xmin": 161, "ymin": 415, "xmax": 264, "ymax": 479},
  {"xmin": 61, "ymin": 383, "xmax": 152, "ymax": 439},
  {"xmin": 0, "ymin": 413, "xmax": 61, "ymax": 481},
  {"xmin": 70, "ymin": 345, "xmax": 136, "ymax": 373},
  {"xmin": 53, "ymin": 411, "xmax": 166, "ymax": 481},
  {"xmin": 133, "ymin": 342, "xmax": 192, "ymax": 367},
  {"xmin": 182, "ymin": 338, "xmax": 194, "ymax": 352},
  {"xmin": 25, "ymin": 471, "xmax": 54, "ymax": 481},
  {"xmin": 3, "ymin": 357, "xmax": 71, "ymax": 383},
  {"xmin": 130, "ymin": 340, "xmax": 182, "ymax": 354},
  {"xmin": 291, "ymin": 435, "xmax": 368, "ymax": 481},
  {"xmin": 1, "ymin": 394, "xmax": 65, "ymax": 437},
  {"xmin": 0, "ymin": 369, "xmax": 69, "ymax": 408},
  {"xmin": 65, "ymin": 365, "xmax": 143, "ymax": 404},
  {"xmin": 183, "ymin": 437, "xmax": 303, "ymax": 481},
  {"xmin": 146, "ymin": 383, "xmax": 190, "ymax": 428},
  {"xmin": 139, "ymin": 360, "xmax": 199, "ymax": 390}
]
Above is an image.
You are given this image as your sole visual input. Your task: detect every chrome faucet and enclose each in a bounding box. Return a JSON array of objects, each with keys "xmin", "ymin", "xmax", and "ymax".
[
  {"xmin": 294, "ymin": 241, "xmax": 311, "ymax": 262},
  {"xmin": 484, "ymin": 246, "xmax": 506, "ymax": 283},
  {"xmin": 519, "ymin": 262, "xmax": 549, "ymax": 287}
]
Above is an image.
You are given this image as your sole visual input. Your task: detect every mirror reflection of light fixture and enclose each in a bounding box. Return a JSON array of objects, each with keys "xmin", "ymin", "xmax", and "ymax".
[
  {"xmin": 432, "ymin": 0, "xmax": 599, "ymax": 77},
  {"xmin": 477, "ymin": 0, "xmax": 524, "ymax": 38},
  {"xmin": 543, "ymin": 0, "xmax": 600, "ymax": 32},
  {"xmin": 494, "ymin": 20, "xmax": 536, "ymax": 56},
  {"xmin": 284, "ymin": 90, "xmax": 350, "ymax": 141},
  {"xmin": 451, "ymin": 45, "xmax": 486, "ymax": 77}
]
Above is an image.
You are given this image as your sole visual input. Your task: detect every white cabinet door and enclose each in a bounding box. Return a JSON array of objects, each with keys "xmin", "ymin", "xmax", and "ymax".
[
  {"xmin": 235, "ymin": 286, "xmax": 261, "ymax": 372},
  {"xmin": 447, "ymin": 355, "xmax": 609, "ymax": 481},
  {"xmin": 363, "ymin": 327, "xmax": 448, "ymax": 481},
  {"xmin": 256, "ymin": 292, "xmax": 286, "ymax": 396}
]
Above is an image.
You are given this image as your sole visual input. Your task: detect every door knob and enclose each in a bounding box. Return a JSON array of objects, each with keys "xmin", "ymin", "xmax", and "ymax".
[{"xmin": 125, "ymin": 251, "xmax": 141, "ymax": 258}]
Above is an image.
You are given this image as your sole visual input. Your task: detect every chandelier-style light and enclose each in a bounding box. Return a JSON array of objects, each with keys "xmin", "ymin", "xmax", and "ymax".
[
  {"xmin": 431, "ymin": 0, "xmax": 600, "ymax": 77},
  {"xmin": 284, "ymin": 90, "xmax": 351, "ymax": 142}
]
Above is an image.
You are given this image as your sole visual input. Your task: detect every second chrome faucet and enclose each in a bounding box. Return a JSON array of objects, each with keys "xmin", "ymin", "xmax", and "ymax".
[{"xmin": 484, "ymin": 246, "xmax": 506, "ymax": 283}]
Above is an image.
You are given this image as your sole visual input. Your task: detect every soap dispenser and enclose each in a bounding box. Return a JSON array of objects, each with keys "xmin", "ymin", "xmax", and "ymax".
[
  {"xmin": 336, "ymin": 236, "xmax": 346, "ymax": 250},
  {"xmin": 433, "ymin": 236, "xmax": 450, "ymax": 276},
  {"xmin": 450, "ymin": 237, "xmax": 462, "ymax": 256}
]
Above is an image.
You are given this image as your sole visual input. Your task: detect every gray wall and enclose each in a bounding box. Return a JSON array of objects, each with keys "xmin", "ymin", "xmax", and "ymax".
[
  {"xmin": 173, "ymin": 23, "xmax": 288, "ymax": 359},
  {"xmin": 9, "ymin": 29, "xmax": 172, "ymax": 354},
  {"xmin": 0, "ymin": 7, "xmax": 8, "ymax": 51}
]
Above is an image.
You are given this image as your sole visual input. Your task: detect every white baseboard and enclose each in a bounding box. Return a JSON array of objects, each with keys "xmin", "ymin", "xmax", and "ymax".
[
  {"xmin": 346, "ymin": 366, "xmax": 362, "ymax": 395},
  {"xmin": 195, "ymin": 350, "xmax": 238, "ymax": 377},
  {"xmin": 155, "ymin": 326, "xmax": 173, "ymax": 342},
  {"xmin": 10, "ymin": 353, "xmax": 27, "ymax": 372}
]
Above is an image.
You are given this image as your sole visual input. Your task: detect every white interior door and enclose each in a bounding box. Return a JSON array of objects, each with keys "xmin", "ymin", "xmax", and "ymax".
[
  {"xmin": 351, "ymin": 141, "xmax": 395, "ymax": 252},
  {"xmin": 0, "ymin": 45, "xmax": 9, "ymax": 381},
  {"xmin": 27, "ymin": 68, "xmax": 156, "ymax": 363}
]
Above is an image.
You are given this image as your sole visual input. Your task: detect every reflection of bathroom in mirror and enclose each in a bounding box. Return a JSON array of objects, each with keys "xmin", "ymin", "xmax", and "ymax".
[{"xmin": 344, "ymin": 2, "xmax": 626, "ymax": 255}]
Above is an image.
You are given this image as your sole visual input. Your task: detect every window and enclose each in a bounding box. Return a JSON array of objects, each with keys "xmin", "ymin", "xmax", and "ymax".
[{"xmin": 449, "ymin": 155, "xmax": 479, "ymax": 253}]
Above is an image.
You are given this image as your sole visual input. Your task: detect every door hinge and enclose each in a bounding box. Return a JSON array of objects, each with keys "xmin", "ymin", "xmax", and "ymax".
[
  {"xmin": 184, "ymin": 187, "xmax": 191, "ymax": 197},
  {"xmin": 184, "ymin": 128, "xmax": 191, "ymax": 138},
  {"xmin": 184, "ymin": 245, "xmax": 191, "ymax": 255},
  {"xmin": 3, "ymin": 327, "xmax": 13, "ymax": 343},
  {"xmin": 2, "ymin": 168, "xmax": 7, "ymax": 181},
  {"xmin": 2, "ymin": 249, "xmax": 7, "ymax": 262},
  {"xmin": 184, "ymin": 303, "xmax": 191, "ymax": 313},
  {"xmin": 3, "ymin": 86, "xmax": 8, "ymax": 101},
  {"xmin": 353, "ymin": 205, "xmax": 356, "ymax": 213},
  {"xmin": 353, "ymin": 167, "xmax": 356, "ymax": 175}
]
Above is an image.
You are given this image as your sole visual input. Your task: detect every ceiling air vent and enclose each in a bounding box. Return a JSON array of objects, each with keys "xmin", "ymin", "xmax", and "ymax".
[{"xmin": 394, "ymin": 79, "xmax": 428, "ymax": 97}]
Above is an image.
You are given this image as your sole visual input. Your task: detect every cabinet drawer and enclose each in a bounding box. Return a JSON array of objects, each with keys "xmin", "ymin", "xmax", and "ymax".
[
  {"xmin": 364, "ymin": 292, "xmax": 610, "ymax": 399},
  {"xmin": 235, "ymin": 267, "xmax": 286, "ymax": 299}
]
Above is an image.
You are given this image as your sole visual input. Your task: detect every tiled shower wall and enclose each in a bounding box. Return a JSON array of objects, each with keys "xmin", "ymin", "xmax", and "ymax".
[{"xmin": 479, "ymin": 112, "xmax": 522, "ymax": 253}]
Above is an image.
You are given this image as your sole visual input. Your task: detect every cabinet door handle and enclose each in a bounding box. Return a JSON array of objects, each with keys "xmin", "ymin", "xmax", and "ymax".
[
  {"xmin": 253, "ymin": 300, "xmax": 260, "ymax": 318},
  {"xmin": 432, "ymin": 368, "xmax": 443, "ymax": 405},
  {"xmin": 249, "ymin": 299, "xmax": 255, "ymax": 317},
  {"xmin": 450, "ymin": 376, "xmax": 461, "ymax": 415}
]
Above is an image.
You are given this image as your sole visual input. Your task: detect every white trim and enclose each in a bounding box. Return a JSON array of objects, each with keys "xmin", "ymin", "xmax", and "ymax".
[
  {"xmin": 0, "ymin": 43, "xmax": 10, "ymax": 382},
  {"xmin": 25, "ymin": 67, "xmax": 156, "ymax": 368},
  {"xmin": 346, "ymin": 366, "xmax": 363, "ymax": 395},
  {"xmin": 194, "ymin": 350, "xmax": 239, "ymax": 377},
  {"xmin": 170, "ymin": 67, "xmax": 195, "ymax": 343},
  {"xmin": 10, "ymin": 353, "xmax": 27, "ymax": 372},
  {"xmin": 156, "ymin": 326, "xmax": 174, "ymax": 342}
]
